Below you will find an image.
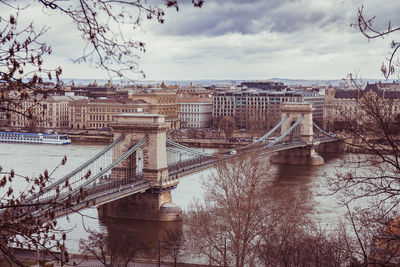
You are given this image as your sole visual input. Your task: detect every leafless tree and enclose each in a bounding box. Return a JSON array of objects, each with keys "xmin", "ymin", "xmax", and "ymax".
[
  {"xmin": 0, "ymin": 10, "xmax": 61, "ymax": 124},
  {"xmin": 0, "ymin": 156, "xmax": 88, "ymax": 266},
  {"xmin": 352, "ymin": 6, "xmax": 400, "ymax": 78},
  {"xmin": 259, "ymin": 222, "xmax": 356, "ymax": 267},
  {"xmin": 187, "ymin": 128, "xmax": 198, "ymax": 140},
  {"xmin": 0, "ymin": 1, "xmax": 203, "ymax": 265},
  {"xmin": 325, "ymin": 85, "xmax": 400, "ymax": 264},
  {"xmin": 35, "ymin": 0, "xmax": 203, "ymax": 78},
  {"xmin": 185, "ymin": 152, "xmax": 314, "ymax": 267},
  {"xmin": 0, "ymin": 0, "xmax": 203, "ymax": 121},
  {"xmin": 327, "ymin": 90, "xmax": 400, "ymax": 212},
  {"xmin": 161, "ymin": 228, "xmax": 185, "ymax": 267},
  {"xmin": 217, "ymin": 116, "xmax": 236, "ymax": 141},
  {"xmin": 245, "ymin": 114, "xmax": 259, "ymax": 140},
  {"xmin": 79, "ymin": 228, "xmax": 142, "ymax": 267}
]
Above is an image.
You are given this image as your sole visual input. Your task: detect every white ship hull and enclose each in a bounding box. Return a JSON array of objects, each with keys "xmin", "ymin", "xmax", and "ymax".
[{"xmin": 0, "ymin": 132, "xmax": 71, "ymax": 145}]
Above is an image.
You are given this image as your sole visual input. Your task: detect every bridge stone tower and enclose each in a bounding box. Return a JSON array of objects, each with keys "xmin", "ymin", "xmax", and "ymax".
[
  {"xmin": 98, "ymin": 113, "xmax": 182, "ymax": 221},
  {"xmin": 271, "ymin": 103, "xmax": 324, "ymax": 166}
]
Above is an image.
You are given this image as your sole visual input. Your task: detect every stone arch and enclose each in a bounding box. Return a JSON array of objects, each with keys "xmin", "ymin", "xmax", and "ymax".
[
  {"xmin": 280, "ymin": 103, "xmax": 314, "ymax": 144},
  {"xmin": 289, "ymin": 119, "xmax": 301, "ymax": 141},
  {"xmin": 270, "ymin": 103, "xmax": 324, "ymax": 166},
  {"xmin": 110, "ymin": 113, "xmax": 170, "ymax": 187}
]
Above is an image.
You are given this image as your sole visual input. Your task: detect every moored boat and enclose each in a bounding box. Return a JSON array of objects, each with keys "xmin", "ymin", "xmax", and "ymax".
[{"xmin": 0, "ymin": 132, "xmax": 71, "ymax": 144}]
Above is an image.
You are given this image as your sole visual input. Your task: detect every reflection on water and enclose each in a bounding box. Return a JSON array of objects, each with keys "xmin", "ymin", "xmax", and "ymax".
[
  {"xmin": 99, "ymin": 216, "xmax": 182, "ymax": 259},
  {"xmin": 271, "ymin": 152, "xmax": 346, "ymax": 226}
]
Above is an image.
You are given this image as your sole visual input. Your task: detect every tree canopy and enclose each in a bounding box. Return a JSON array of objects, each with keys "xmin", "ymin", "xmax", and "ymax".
[
  {"xmin": 353, "ymin": 6, "xmax": 400, "ymax": 78},
  {"xmin": 0, "ymin": 0, "xmax": 203, "ymax": 264},
  {"xmin": 0, "ymin": 0, "xmax": 203, "ymax": 120}
]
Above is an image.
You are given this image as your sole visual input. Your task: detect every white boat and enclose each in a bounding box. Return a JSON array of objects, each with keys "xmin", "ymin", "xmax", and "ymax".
[{"xmin": 0, "ymin": 132, "xmax": 71, "ymax": 144}]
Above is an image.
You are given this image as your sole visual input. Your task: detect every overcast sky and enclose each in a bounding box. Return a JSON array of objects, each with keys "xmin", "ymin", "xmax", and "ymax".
[{"xmin": 3, "ymin": 0, "xmax": 400, "ymax": 81}]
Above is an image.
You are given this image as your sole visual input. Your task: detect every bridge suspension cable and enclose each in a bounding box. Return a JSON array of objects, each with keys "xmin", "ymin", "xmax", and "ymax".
[
  {"xmin": 166, "ymin": 147, "xmax": 203, "ymax": 157},
  {"xmin": 166, "ymin": 139, "xmax": 213, "ymax": 158},
  {"xmin": 253, "ymin": 115, "xmax": 289, "ymax": 144},
  {"xmin": 267, "ymin": 115, "xmax": 304, "ymax": 147},
  {"xmin": 65, "ymin": 136, "xmax": 148, "ymax": 197},
  {"xmin": 28, "ymin": 136, "xmax": 149, "ymax": 218},
  {"xmin": 312, "ymin": 122, "xmax": 337, "ymax": 138},
  {"xmin": 25, "ymin": 135, "xmax": 125, "ymax": 203}
]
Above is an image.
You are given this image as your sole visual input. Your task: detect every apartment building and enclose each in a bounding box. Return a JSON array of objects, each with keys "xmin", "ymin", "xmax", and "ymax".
[
  {"xmin": 213, "ymin": 88, "xmax": 324, "ymax": 130},
  {"xmin": 128, "ymin": 89, "xmax": 180, "ymax": 129},
  {"xmin": 5, "ymin": 95, "xmax": 73, "ymax": 131},
  {"xmin": 178, "ymin": 97, "xmax": 213, "ymax": 128},
  {"xmin": 68, "ymin": 99, "xmax": 150, "ymax": 130},
  {"xmin": 323, "ymin": 82, "xmax": 400, "ymax": 131}
]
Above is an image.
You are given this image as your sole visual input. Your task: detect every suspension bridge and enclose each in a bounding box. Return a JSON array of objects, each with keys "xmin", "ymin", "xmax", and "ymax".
[{"xmin": 22, "ymin": 103, "xmax": 339, "ymax": 222}]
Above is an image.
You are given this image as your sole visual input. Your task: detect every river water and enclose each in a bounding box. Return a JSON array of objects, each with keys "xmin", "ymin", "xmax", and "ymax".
[{"xmin": 0, "ymin": 142, "xmax": 346, "ymax": 256}]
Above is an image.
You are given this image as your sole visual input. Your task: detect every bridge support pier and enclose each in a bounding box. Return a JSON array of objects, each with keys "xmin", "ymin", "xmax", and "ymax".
[
  {"xmin": 98, "ymin": 189, "xmax": 182, "ymax": 221},
  {"xmin": 99, "ymin": 113, "xmax": 182, "ymax": 222},
  {"xmin": 270, "ymin": 146, "xmax": 324, "ymax": 166},
  {"xmin": 317, "ymin": 141, "xmax": 345, "ymax": 153}
]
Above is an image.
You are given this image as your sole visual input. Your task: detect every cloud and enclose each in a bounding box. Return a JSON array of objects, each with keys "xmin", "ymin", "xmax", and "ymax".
[
  {"xmin": 1, "ymin": 0, "xmax": 398, "ymax": 80},
  {"xmin": 149, "ymin": 0, "xmax": 355, "ymax": 36}
]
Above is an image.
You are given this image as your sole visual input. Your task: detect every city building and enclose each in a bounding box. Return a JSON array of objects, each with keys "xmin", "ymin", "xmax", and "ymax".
[
  {"xmin": 64, "ymin": 80, "xmax": 129, "ymax": 99},
  {"xmin": 5, "ymin": 95, "xmax": 75, "ymax": 131},
  {"xmin": 323, "ymin": 82, "xmax": 400, "ymax": 131},
  {"xmin": 67, "ymin": 86, "xmax": 128, "ymax": 99},
  {"xmin": 240, "ymin": 80, "xmax": 287, "ymax": 91},
  {"xmin": 68, "ymin": 99, "xmax": 150, "ymax": 130},
  {"xmin": 176, "ymin": 86, "xmax": 213, "ymax": 99},
  {"xmin": 2, "ymin": 87, "xmax": 179, "ymax": 132},
  {"xmin": 178, "ymin": 97, "xmax": 213, "ymax": 128},
  {"xmin": 128, "ymin": 89, "xmax": 180, "ymax": 129},
  {"xmin": 213, "ymin": 88, "xmax": 324, "ymax": 130}
]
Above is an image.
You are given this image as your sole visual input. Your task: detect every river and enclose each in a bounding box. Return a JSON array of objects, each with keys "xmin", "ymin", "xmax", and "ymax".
[{"xmin": 0, "ymin": 142, "xmax": 345, "ymax": 256}]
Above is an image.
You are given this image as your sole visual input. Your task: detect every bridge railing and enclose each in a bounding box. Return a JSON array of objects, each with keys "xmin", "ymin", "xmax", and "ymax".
[
  {"xmin": 32, "ymin": 176, "xmax": 150, "ymax": 220},
  {"xmin": 25, "ymin": 135, "xmax": 125, "ymax": 203},
  {"xmin": 54, "ymin": 136, "xmax": 148, "ymax": 202},
  {"xmin": 28, "ymin": 136, "xmax": 148, "ymax": 211}
]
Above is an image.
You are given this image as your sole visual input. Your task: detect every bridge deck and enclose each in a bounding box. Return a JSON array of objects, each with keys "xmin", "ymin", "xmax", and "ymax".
[
  {"xmin": 27, "ymin": 133, "xmax": 338, "ymax": 219},
  {"xmin": 167, "ymin": 138, "xmax": 338, "ymax": 178},
  {"xmin": 29, "ymin": 177, "xmax": 151, "ymax": 219}
]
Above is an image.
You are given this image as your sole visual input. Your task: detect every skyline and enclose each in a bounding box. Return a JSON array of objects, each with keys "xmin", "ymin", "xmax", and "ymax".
[{"xmin": 2, "ymin": 0, "xmax": 399, "ymax": 81}]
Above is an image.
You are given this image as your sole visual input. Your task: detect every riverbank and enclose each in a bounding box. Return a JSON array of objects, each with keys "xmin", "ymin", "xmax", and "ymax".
[
  {"xmin": 69, "ymin": 133, "xmax": 113, "ymax": 144},
  {"xmin": 11, "ymin": 247, "xmax": 215, "ymax": 267}
]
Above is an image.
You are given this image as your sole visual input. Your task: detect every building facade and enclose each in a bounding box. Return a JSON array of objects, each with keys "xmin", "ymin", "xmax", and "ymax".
[
  {"xmin": 323, "ymin": 82, "xmax": 400, "ymax": 131},
  {"xmin": 5, "ymin": 96, "xmax": 72, "ymax": 131},
  {"xmin": 178, "ymin": 97, "xmax": 213, "ymax": 128},
  {"xmin": 68, "ymin": 99, "xmax": 150, "ymax": 130},
  {"xmin": 213, "ymin": 88, "xmax": 324, "ymax": 130},
  {"xmin": 128, "ymin": 89, "xmax": 180, "ymax": 129}
]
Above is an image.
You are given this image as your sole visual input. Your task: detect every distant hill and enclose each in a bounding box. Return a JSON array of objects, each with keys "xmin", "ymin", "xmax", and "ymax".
[{"xmin": 59, "ymin": 78, "xmax": 397, "ymax": 87}]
